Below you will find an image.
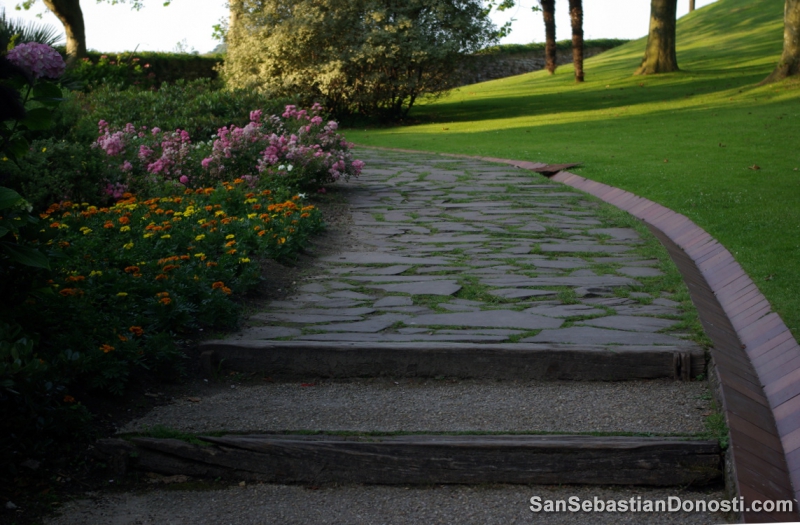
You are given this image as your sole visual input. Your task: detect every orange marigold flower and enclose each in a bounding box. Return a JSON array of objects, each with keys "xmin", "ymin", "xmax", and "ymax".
[
  {"xmin": 103, "ymin": 221, "xmax": 114, "ymax": 229},
  {"xmin": 252, "ymin": 204, "xmax": 262, "ymax": 210},
  {"xmin": 119, "ymin": 216, "xmax": 130, "ymax": 225},
  {"xmin": 66, "ymin": 275, "xmax": 85, "ymax": 282},
  {"xmin": 180, "ymin": 255, "xmax": 190, "ymax": 260},
  {"xmin": 224, "ymin": 240, "xmax": 236, "ymax": 247},
  {"xmin": 245, "ymin": 192, "xmax": 256, "ymax": 199},
  {"xmin": 156, "ymin": 292, "xmax": 170, "ymax": 298},
  {"xmin": 260, "ymin": 189, "xmax": 271, "ymax": 196},
  {"xmin": 258, "ymin": 230, "xmax": 267, "ymax": 237},
  {"xmin": 162, "ymin": 264, "xmax": 180, "ymax": 272},
  {"xmin": 222, "ymin": 286, "xmax": 232, "ymax": 295},
  {"xmin": 50, "ymin": 222, "xmax": 61, "ymax": 228},
  {"xmin": 221, "ymin": 217, "xmax": 234, "ymax": 224},
  {"xmin": 206, "ymin": 262, "xmax": 218, "ymax": 267},
  {"xmin": 58, "ymin": 241, "xmax": 70, "ymax": 248},
  {"xmin": 124, "ymin": 266, "xmax": 140, "ymax": 273},
  {"xmin": 63, "ymin": 395, "xmax": 75, "ymax": 403},
  {"xmin": 212, "ymin": 281, "xmax": 225, "ymax": 289},
  {"xmin": 300, "ymin": 213, "xmax": 310, "ymax": 218},
  {"xmin": 159, "ymin": 297, "xmax": 172, "ymax": 305},
  {"xmin": 226, "ymin": 249, "xmax": 237, "ymax": 255},
  {"xmin": 100, "ymin": 344, "xmax": 115, "ymax": 353},
  {"xmin": 204, "ymin": 205, "xmax": 213, "ymax": 212},
  {"xmin": 59, "ymin": 288, "xmax": 81, "ymax": 296},
  {"xmin": 129, "ymin": 326, "xmax": 144, "ymax": 336},
  {"xmin": 118, "ymin": 334, "xmax": 128, "ymax": 342},
  {"xmin": 155, "ymin": 274, "xmax": 169, "ymax": 280}
]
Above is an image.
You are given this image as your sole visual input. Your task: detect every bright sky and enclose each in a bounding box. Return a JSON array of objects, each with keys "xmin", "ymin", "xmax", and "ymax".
[{"xmin": 2, "ymin": 0, "xmax": 717, "ymax": 54}]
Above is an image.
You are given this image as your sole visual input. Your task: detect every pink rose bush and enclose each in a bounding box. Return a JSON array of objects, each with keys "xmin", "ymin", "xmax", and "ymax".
[
  {"xmin": 6, "ymin": 42, "xmax": 66, "ymax": 79},
  {"xmin": 94, "ymin": 104, "xmax": 363, "ymax": 196}
]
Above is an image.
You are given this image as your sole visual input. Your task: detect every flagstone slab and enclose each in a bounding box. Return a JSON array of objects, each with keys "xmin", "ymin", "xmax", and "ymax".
[
  {"xmin": 522, "ymin": 305, "xmax": 607, "ymax": 318},
  {"xmin": 415, "ymin": 266, "xmax": 470, "ymax": 274},
  {"xmin": 618, "ymin": 267, "xmax": 665, "ymax": 278},
  {"xmin": 488, "ymin": 289, "xmax": 559, "ymax": 299},
  {"xmin": 612, "ymin": 305, "xmax": 683, "ymax": 317},
  {"xmin": 254, "ymin": 313, "xmax": 365, "ymax": 324},
  {"xmin": 348, "ymin": 275, "xmax": 456, "ymax": 283},
  {"xmin": 299, "ymin": 283, "xmax": 328, "ymax": 293},
  {"xmin": 328, "ymin": 291, "xmax": 376, "ymax": 300},
  {"xmin": 393, "ymin": 234, "xmax": 491, "ymax": 244},
  {"xmin": 441, "ymin": 202, "xmax": 514, "ymax": 208},
  {"xmin": 579, "ymin": 316, "xmax": 680, "ymax": 333},
  {"xmin": 321, "ymin": 252, "xmax": 451, "ymax": 265},
  {"xmin": 480, "ymin": 276, "xmax": 640, "ymax": 288},
  {"xmin": 313, "ymin": 314, "xmax": 411, "ymax": 333},
  {"xmin": 366, "ymin": 281, "xmax": 462, "ymax": 296},
  {"xmin": 522, "ymin": 327, "xmax": 693, "ymax": 346},
  {"xmin": 406, "ymin": 310, "xmax": 563, "ymax": 330},
  {"xmin": 518, "ymin": 222, "xmax": 547, "ymax": 232},
  {"xmin": 373, "ymin": 296, "xmax": 413, "ymax": 307},
  {"xmin": 439, "ymin": 303, "xmax": 481, "ymax": 312},
  {"xmin": 539, "ymin": 244, "xmax": 632, "ymax": 254}
]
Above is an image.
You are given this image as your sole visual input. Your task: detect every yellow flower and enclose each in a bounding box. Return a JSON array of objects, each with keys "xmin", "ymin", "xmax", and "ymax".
[
  {"xmin": 117, "ymin": 292, "xmax": 128, "ymax": 297},
  {"xmin": 161, "ymin": 234, "xmax": 171, "ymax": 239},
  {"xmin": 120, "ymin": 226, "xmax": 131, "ymax": 232},
  {"xmin": 239, "ymin": 258, "xmax": 251, "ymax": 263},
  {"xmin": 247, "ymin": 213, "xmax": 257, "ymax": 219},
  {"xmin": 214, "ymin": 211, "xmax": 225, "ymax": 217},
  {"xmin": 197, "ymin": 219, "xmax": 207, "ymax": 225},
  {"xmin": 81, "ymin": 228, "xmax": 92, "ymax": 235},
  {"xmin": 42, "ymin": 147, "xmax": 47, "ymax": 153},
  {"xmin": 123, "ymin": 242, "xmax": 134, "ymax": 250},
  {"xmin": 195, "ymin": 234, "xmax": 206, "ymax": 241},
  {"xmin": 89, "ymin": 270, "xmax": 102, "ymax": 277},
  {"xmin": 225, "ymin": 234, "xmax": 235, "ymax": 240},
  {"xmin": 244, "ymin": 198, "xmax": 258, "ymax": 204},
  {"xmin": 143, "ymin": 233, "xmax": 154, "ymax": 238},
  {"xmin": 194, "ymin": 253, "xmax": 206, "ymax": 259}
]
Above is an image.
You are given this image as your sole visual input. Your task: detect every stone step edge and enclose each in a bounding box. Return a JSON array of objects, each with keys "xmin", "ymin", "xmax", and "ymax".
[
  {"xmin": 199, "ymin": 340, "xmax": 705, "ymax": 381},
  {"xmin": 95, "ymin": 434, "xmax": 722, "ymax": 487}
]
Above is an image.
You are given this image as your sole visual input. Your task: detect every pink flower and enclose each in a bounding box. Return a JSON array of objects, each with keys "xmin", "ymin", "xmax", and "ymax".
[
  {"xmin": 179, "ymin": 175, "xmax": 190, "ymax": 185},
  {"xmin": 151, "ymin": 127, "xmax": 161, "ymax": 136},
  {"xmin": 120, "ymin": 161, "xmax": 133, "ymax": 172},
  {"xmin": 327, "ymin": 121, "xmax": 338, "ymax": 131},
  {"xmin": 7, "ymin": 43, "xmax": 66, "ymax": 79},
  {"xmin": 201, "ymin": 157, "xmax": 213, "ymax": 169},
  {"xmin": 310, "ymin": 116, "xmax": 323, "ymax": 126},
  {"xmin": 250, "ymin": 109, "xmax": 263, "ymax": 123}
]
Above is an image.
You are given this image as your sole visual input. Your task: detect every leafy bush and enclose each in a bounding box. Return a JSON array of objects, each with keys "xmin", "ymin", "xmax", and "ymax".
[
  {"xmin": 1, "ymin": 138, "xmax": 110, "ymax": 210},
  {"xmin": 478, "ymin": 38, "xmax": 631, "ymax": 56},
  {"xmin": 69, "ymin": 78, "xmax": 295, "ymax": 140},
  {"xmin": 224, "ymin": 0, "xmax": 500, "ymax": 119},
  {"xmin": 62, "ymin": 50, "xmax": 222, "ymax": 89}
]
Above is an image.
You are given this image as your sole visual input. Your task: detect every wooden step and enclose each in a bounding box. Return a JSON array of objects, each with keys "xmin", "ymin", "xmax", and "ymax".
[
  {"xmin": 199, "ymin": 340, "xmax": 705, "ymax": 381},
  {"xmin": 96, "ymin": 434, "xmax": 721, "ymax": 486}
]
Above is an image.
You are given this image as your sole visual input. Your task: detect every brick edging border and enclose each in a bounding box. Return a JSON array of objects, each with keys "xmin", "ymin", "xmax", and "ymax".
[{"xmin": 355, "ymin": 145, "xmax": 800, "ymax": 522}]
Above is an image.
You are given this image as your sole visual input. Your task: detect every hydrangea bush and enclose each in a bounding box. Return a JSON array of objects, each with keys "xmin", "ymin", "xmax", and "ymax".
[
  {"xmin": 6, "ymin": 42, "xmax": 65, "ymax": 80},
  {"xmin": 93, "ymin": 104, "xmax": 364, "ymax": 194}
]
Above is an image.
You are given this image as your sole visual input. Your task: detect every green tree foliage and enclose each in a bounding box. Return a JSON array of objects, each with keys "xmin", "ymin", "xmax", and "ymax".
[{"xmin": 224, "ymin": 0, "xmax": 500, "ymax": 120}]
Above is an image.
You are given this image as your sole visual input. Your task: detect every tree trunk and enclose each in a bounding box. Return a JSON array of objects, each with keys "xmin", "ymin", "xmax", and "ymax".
[
  {"xmin": 689, "ymin": 0, "xmax": 695, "ymax": 12},
  {"xmin": 569, "ymin": 0, "xmax": 584, "ymax": 82},
  {"xmin": 635, "ymin": 0, "xmax": 679, "ymax": 75},
  {"xmin": 762, "ymin": 0, "xmax": 800, "ymax": 83},
  {"xmin": 541, "ymin": 0, "xmax": 556, "ymax": 74},
  {"xmin": 42, "ymin": 0, "xmax": 86, "ymax": 64}
]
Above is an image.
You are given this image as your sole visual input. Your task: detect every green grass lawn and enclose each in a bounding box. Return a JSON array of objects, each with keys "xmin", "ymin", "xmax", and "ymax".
[{"xmin": 346, "ymin": 0, "xmax": 800, "ymax": 339}]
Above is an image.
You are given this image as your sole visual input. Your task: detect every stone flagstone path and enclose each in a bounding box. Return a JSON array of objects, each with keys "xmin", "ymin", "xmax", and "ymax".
[{"xmin": 229, "ymin": 148, "xmax": 698, "ymax": 351}]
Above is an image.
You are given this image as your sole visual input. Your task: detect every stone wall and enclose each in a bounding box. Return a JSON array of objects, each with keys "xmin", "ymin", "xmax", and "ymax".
[{"xmin": 456, "ymin": 47, "xmax": 608, "ymax": 86}]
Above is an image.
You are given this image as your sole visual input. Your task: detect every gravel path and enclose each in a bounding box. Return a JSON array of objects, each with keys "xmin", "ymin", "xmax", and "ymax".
[
  {"xmin": 120, "ymin": 378, "xmax": 712, "ymax": 435},
  {"xmin": 46, "ymin": 484, "xmax": 731, "ymax": 525}
]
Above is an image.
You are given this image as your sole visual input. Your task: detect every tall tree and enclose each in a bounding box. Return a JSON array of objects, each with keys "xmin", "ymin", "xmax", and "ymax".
[
  {"xmin": 568, "ymin": 0, "xmax": 583, "ymax": 82},
  {"xmin": 540, "ymin": 0, "xmax": 556, "ymax": 74},
  {"xmin": 689, "ymin": 0, "xmax": 695, "ymax": 12},
  {"xmin": 762, "ymin": 0, "xmax": 800, "ymax": 83},
  {"xmin": 17, "ymin": 0, "xmax": 168, "ymax": 64},
  {"xmin": 635, "ymin": 0, "xmax": 679, "ymax": 75},
  {"xmin": 41, "ymin": 0, "xmax": 85, "ymax": 62}
]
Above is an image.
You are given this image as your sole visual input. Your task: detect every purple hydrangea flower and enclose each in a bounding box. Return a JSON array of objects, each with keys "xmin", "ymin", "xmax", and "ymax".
[{"xmin": 6, "ymin": 43, "xmax": 66, "ymax": 80}]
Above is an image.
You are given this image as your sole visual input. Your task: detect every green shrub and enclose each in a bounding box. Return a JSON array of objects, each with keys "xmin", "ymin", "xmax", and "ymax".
[
  {"xmin": 1, "ymin": 138, "xmax": 110, "ymax": 210},
  {"xmin": 59, "ymin": 49, "xmax": 222, "ymax": 90},
  {"xmin": 224, "ymin": 0, "xmax": 500, "ymax": 119},
  {"xmin": 72, "ymin": 79, "xmax": 296, "ymax": 139},
  {"xmin": 478, "ymin": 38, "xmax": 631, "ymax": 56}
]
